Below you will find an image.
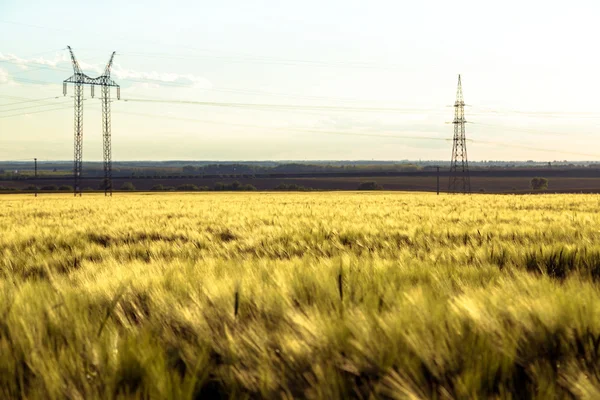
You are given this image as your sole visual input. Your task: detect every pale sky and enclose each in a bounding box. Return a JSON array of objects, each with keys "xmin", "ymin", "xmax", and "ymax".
[{"xmin": 1, "ymin": 0, "xmax": 600, "ymax": 161}]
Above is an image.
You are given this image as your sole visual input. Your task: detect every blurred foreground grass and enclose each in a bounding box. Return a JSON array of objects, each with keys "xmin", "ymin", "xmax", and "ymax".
[{"xmin": 2, "ymin": 192, "xmax": 600, "ymax": 399}]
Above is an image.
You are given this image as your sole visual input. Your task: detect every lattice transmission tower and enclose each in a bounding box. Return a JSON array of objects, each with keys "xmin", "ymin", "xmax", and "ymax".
[
  {"xmin": 63, "ymin": 46, "xmax": 120, "ymax": 196},
  {"xmin": 448, "ymin": 74, "xmax": 471, "ymax": 193}
]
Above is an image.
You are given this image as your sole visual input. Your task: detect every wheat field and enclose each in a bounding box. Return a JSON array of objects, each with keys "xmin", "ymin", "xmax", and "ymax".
[{"xmin": 2, "ymin": 192, "xmax": 600, "ymax": 399}]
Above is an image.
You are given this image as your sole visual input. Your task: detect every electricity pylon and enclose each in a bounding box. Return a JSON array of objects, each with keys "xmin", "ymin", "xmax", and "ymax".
[
  {"xmin": 63, "ymin": 46, "xmax": 92, "ymax": 196},
  {"xmin": 63, "ymin": 46, "xmax": 120, "ymax": 196},
  {"xmin": 448, "ymin": 74, "xmax": 471, "ymax": 193},
  {"xmin": 96, "ymin": 52, "xmax": 120, "ymax": 196}
]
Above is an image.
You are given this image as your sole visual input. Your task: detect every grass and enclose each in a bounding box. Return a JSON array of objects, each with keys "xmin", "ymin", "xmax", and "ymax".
[{"xmin": 2, "ymin": 192, "xmax": 600, "ymax": 398}]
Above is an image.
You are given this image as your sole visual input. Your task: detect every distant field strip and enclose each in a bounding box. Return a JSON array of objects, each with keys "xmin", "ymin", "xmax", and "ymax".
[{"xmin": 2, "ymin": 192, "xmax": 600, "ymax": 398}]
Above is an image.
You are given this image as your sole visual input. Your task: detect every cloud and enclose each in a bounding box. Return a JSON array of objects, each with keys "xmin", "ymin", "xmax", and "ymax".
[
  {"xmin": 0, "ymin": 53, "xmax": 30, "ymax": 70},
  {"xmin": 77, "ymin": 61, "xmax": 102, "ymax": 75},
  {"xmin": 0, "ymin": 51, "xmax": 212, "ymax": 89},
  {"xmin": 0, "ymin": 51, "xmax": 105, "ymax": 76},
  {"xmin": 0, "ymin": 68, "xmax": 9, "ymax": 84},
  {"xmin": 128, "ymin": 82, "xmax": 162, "ymax": 91},
  {"xmin": 0, "ymin": 51, "xmax": 104, "ymax": 77},
  {"xmin": 111, "ymin": 64, "xmax": 212, "ymax": 89},
  {"xmin": 0, "ymin": 52, "xmax": 68, "ymax": 71}
]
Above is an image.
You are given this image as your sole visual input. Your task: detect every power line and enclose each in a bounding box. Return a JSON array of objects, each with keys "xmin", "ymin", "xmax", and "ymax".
[
  {"xmin": 3, "ymin": 55, "xmax": 600, "ymax": 118},
  {"xmin": 0, "ymin": 20, "xmax": 70, "ymax": 33},
  {"xmin": 3, "ymin": 49, "xmax": 600, "ymax": 161},
  {"xmin": 112, "ymin": 108, "xmax": 452, "ymax": 141},
  {"xmin": 119, "ymin": 51, "xmax": 405, "ymax": 70},
  {"xmin": 0, "ymin": 96, "xmax": 61, "ymax": 107},
  {"xmin": 113, "ymin": 108, "xmax": 600, "ymax": 158},
  {"xmin": 0, "ymin": 58, "xmax": 436, "ymax": 107},
  {"xmin": 1, "ymin": 22, "xmax": 403, "ymax": 71},
  {"xmin": 202, "ymin": 87, "xmax": 395, "ymax": 103},
  {"xmin": 473, "ymin": 139, "xmax": 600, "ymax": 159},
  {"xmin": 9, "ymin": 77, "xmax": 61, "ymax": 86},
  {"xmin": 0, "ymin": 95, "xmax": 99, "ymax": 116},
  {"xmin": 6, "ymin": 58, "xmax": 598, "ymax": 122},
  {"xmin": 122, "ymin": 97, "xmax": 443, "ymax": 113},
  {"xmin": 1, "ymin": 90, "xmax": 597, "ymax": 158},
  {"xmin": 471, "ymin": 122, "xmax": 600, "ymax": 139},
  {"xmin": 2, "ymin": 100, "xmax": 600, "ymax": 159},
  {"xmin": 0, "ymin": 100, "xmax": 70, "ymax": 114},
  {"xmin": 0, "ymin": 102, "xmax": 100, "ymax": 119},
  {"xmin": 470, "ymin": 106, "xmax": 600, "ymax": 118},
  {"xmin": 0, "ymin": 21, "xmax": 412, "ymax": 73}
]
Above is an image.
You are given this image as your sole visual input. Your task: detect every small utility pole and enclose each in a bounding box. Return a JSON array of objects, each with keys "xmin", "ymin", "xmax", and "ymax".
[
  {"xmin": 34, "ymin": 158, "xmax": 38, "ymax": 197},
  {"xmin": 436, "ymin": 166, "xmax": 440, "ymax": 195}
]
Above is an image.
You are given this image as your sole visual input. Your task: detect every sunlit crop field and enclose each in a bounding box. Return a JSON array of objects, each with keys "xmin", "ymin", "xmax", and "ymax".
[{"xmin": 3, "ymin": 192, "xmax": 600, "ymax": 399}]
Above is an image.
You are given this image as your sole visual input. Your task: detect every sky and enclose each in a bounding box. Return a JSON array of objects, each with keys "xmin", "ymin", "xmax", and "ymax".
[{"xmin": 1, "ymin": 0, "xmax": 600, "ymax": 161}]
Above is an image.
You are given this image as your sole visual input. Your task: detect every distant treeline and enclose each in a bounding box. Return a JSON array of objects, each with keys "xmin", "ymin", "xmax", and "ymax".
[
  {"xmin": 0, "ymin": 181, "xmax": 262, "ymax": 193},
  {"xmin": 180, "ymin": 163, "xmax": 421, "ymax": 175},
  {"xmin": 147, "ymin": 181, "xmax": 326, "ymax": 192},
  {"xmin": 0, "ymin": 180, "xmax": 388, "ymax": 193},
  {"xmin": 149, "ymin": 181, "xmax": 258, "ymax": 192},
  {"xmin": 0, "ymin": 162, "xmax": 423, "ymax": 178},
  {"xmin": 3, "ymin": 161, "xmax": 600, "ymax": 180},
  {"xmin": 0, "ymin": 185, "xmax": 75, "ymax": 192}
]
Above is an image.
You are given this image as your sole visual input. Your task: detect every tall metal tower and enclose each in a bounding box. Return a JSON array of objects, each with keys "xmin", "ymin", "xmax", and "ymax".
[
  {"xmin": 96, "ymin": 52, "xmax": 120, "ymax": 196},
  {"xmin": 448, "ymin": 74, "xmax": 471, "ymax": 193},
  {"xmin": 63, "ymin": 47, "xmax": 91, "ymax": 196},
  {"xmin": 63, "ymin": 46, "xmax": 120, "ymax": 196}
]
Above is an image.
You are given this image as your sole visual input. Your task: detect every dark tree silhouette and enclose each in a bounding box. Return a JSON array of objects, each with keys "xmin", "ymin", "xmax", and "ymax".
[
  {"xmin": 357, "ymin": 181, "xmax": 383, "ymax": 191},
  {"xmin": 530, "ymin": 177, "xmax": 549, "ymax": 191}
]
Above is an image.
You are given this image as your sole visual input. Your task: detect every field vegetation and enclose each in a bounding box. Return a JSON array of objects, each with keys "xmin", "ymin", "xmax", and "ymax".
[{"xmin": 2, "ymin": 192, "xmax": 600, "ymax": 398}]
